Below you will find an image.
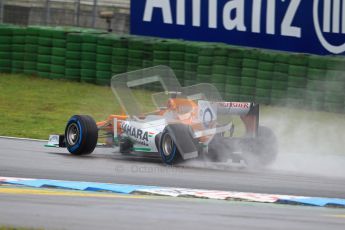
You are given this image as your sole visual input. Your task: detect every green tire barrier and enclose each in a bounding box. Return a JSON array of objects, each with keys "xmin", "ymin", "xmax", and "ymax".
[
  {"xmin": 82, "ymin": 52, "xmax": 97, "ymax": 61},
  {"xmin": 242, "ymin": 58, "xmax": 258, "ymax": 68},
  {"xmin": 242, "ymin": 68, "xmax": 257, "ymax": 78},
  {"xmin": 66, "ymin": 60, "xmax": 80, "ymax": 68},
  {"xmin": 258, "ymin": 61, "xmax": 274, "ymax": 71},
  {"xmin": 256, "ymin": 79, "xmax": 272, "ymax": 89},
  {"xmin": 275, "ymin": 63, "xmax": 289, "ymax": 73},
  {"xmin": 96, "ymin": 71, "xmax": 112, "ymax": 85},
  {"xmin": 227, "ymin": 76, "xmax": 242, "ymax": 85},
  {"xmin": 65, "ymin": 68, "xmax": 80, "ymax": 81},
  {"xmin": 197, "ymin": 65, "xmax": 212, "ymax": 75},
  {"xmin": 66, "ymin": 51, "xmax": 80, "ymax": 60},
  {"xmin": 184, "ymin": 71, "xmax": 196, "ymax": 81},
  {"xmin": 82, "ymin": 43, "xmax": 97, "ymax": 53},
  {"xmin": 24, "ymin": 53, "xmax": 37, "ymax": 62},
  {"xmin": 1, "ymin": 24, "xmax": 345, "ymax": 113},
  {"xmin": 309, "ymin": 56, "xmax": 328, "ymax": 69},
  {"xmin": 97, "ymin": 54, "xmax": 112, "ymax": 63},
  {"xmin": 185, "ymin": 53, "xmax": 198, "ymax": 62},
  {"xmin": 241, "ymin": 77, "xmax": 256, "ymax": 87},
  {"xmin": 51, "ymin": 48, "xmax": 65, "ymax": 57},
  {"xmin": 25, "ymin": 29, "xmax": 38, "ymax": 69},
  {"xmin": 112, "ymin": 56, "xmax": 127, "ymax": 65},
  {"xmin": 227, "ymin": 67, "xmax": 241, "ymax": 76},
  {"xmin": 37, "ymin": 55, "xmax": 51, "ymax": 64},
  {"xmin": 81, "ymin": 69, "xmax": 96, "ymax": 83},
  {"xmin": 225, "ymin": 85, "xmax": 241, "ymax": 94},
  {"xmin": 50, "ymin": 65, "xmax": 65, "ymax": 74},
  {"xmin": 96, "ymin": 63, "xmax": 111, "ymax": 72},
  {"xmin": 51, "ymin": 56, "xmax": 65, "ymax": 65},
  {"xmin": 52, "ymin": 39, "xmax": 66, "ymax": 48}
]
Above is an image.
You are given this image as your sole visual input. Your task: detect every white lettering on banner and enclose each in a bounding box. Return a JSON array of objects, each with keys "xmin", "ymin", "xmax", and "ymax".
[
  {"xmin": 343, "ymin": 0, "xmax": 345, "ymax": 33},
  {"xmin": 281, "ymin": 0, "xmax": 301, "ymax": 38},
  {"xmin": 223, "ymin": 0, "xmax": 246, "ymax": 31},
  {"xmin": 323, "ymin": 0, "xmax": 331, "ymax": 32},
  {"xmin": 142, "ymin": 0, "xmax": 303, "ymax": 36},
  {"xmin": 266, "ymin": 0, "xmax": 276, "ymax": 34},
  {"xmin": 193, "ymin": 0, "xmax": 201, "ymax": 27},
  {"xmin": 143, "ymin": 0, "xmax": 173, "ymax": 24},
  {"xmin": 176, "ymin": 0, "xmax": 185, "ymax": 25},
  {"xmin": 252, "ymin": 0, "xmax": 275, "ymax": 34},
  {"xmin": 209, "ymin": 0, "xmax": 218, "ymax": 28},
  {"xmin": 313, "ymin": 0, "xmax": 345, "ymax": 54},
  {"xmin": 323, "ymin": 0, "xmax": 345, "ymax": 34},
  {"xmin": 332, "ymin": 0, "xmax": 340, "ymax": 33},
  {"xmin": 141, "ymin": 0, "xmax": 344, "ymax": 54},
  {"xmin": 252, "ymin": 0, "xmax": 262, "ymax": 33}
]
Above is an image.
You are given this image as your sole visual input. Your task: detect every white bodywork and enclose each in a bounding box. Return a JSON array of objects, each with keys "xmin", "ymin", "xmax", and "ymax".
[{"xmin": 121, "ymin": 117, "xmax": 167, "ymax": 152}]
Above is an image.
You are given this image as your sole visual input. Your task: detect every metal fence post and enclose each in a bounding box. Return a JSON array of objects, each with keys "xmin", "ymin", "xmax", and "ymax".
[
  {"xmin": 75, "ymin": 0, "xmax": 81, "ymax": 26},
  {"xmin": 45, "ymin": 0, "xmax": 51, "ymax": 25},
  {"xmin": 92, "ymin": 0, "xmax": 98, "ymax": 28},
  {"xmin": 0, "ymin": 0, "xmax": 4, "ymax": 24}
]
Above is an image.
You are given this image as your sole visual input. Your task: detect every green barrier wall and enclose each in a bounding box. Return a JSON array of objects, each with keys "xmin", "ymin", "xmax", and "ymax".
[{"xmin": 1, "ymin": 24, "xmax": 345, "ymax": 113}]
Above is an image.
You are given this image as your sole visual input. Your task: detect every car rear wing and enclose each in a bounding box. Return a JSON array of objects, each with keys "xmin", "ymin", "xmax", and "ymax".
[
  {"xmin": 218, "ymin": 102, "xmax": 259, "ymax": 137},
  {"xmin": 198, "ymin": 101, "xmax": 259, "ymax": 138}
]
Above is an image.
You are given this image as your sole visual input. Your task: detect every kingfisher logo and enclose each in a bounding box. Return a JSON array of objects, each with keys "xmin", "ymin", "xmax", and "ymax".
[
  {"xmin": 313, "ymin": 0, "xmax": 345, "ymax": 54},
  {"xmin": 131, "ymin": 0, "xmax": 345, "ymax": 55}
]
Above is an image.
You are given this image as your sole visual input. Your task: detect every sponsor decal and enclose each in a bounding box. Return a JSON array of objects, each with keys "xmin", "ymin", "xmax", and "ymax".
[
  {"xmin": 202, "ymin": 108, "xmax": 214, "ymax": 128},
  {"xmin": 216, "ymin": 102, "xmax": 251, "ymax": 115},
  {"xmin": 218, "ymin": 102, "xmax": 250, "ymax": 109},
  {"xmin": 313, "ymin": 0, "xmax": 345, "ymax": 54},
  {"xmin": 121, "ymin": 123, "xmax": 149, "ymax": 146},
  {"xmin": 198, "ymin": 100, "xmax": 217, "ymax": 127},
  {"xmin": 131, "ymin": 0, "xmax": 345, "ymax": 55}
]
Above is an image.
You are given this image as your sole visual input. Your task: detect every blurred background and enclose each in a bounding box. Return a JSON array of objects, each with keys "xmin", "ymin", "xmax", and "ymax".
[{"xmin": 0, "ymin": 0, "xmax": 130, "ymax": 33}]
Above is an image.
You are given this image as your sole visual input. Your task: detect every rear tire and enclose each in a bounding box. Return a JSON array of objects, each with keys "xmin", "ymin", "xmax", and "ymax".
[
  {"xmin": 243, "ymin": 126, "xmax": 278, "ymax": 167},
  {"xmin": 65, "ymin": 115, "xmax": 98, "ymax": 155},
  {"xmin": 207, "ymin": 136, "xmax": 230, "ymax": 162},
  {"xmin": 159, "ymin": 125, "xmax": 182, "ymax": 165}
]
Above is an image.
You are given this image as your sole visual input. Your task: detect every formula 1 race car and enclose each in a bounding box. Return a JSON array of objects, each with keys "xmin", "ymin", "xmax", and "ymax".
[{"xmin": 47, "ymin": 66, "xmax": 278, "ymax": 166}]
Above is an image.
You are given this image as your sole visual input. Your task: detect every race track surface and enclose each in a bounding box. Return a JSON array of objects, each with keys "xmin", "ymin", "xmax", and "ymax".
[
  {"xmin": 0, "ymin": 190, "xmax": 345, "ymax": 230},
  {"xmin": 1, "ymin": 138, "xmax": 345, "ymax": 230},
  {"xmin": 1, "ymin": 138, "xmax": 345, "ymax": 198}
]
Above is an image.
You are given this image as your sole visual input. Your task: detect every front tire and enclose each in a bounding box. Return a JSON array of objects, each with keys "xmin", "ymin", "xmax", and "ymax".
[{"xmin": 65, "ymin": 115, "xmax": 98, "ymax": 155}]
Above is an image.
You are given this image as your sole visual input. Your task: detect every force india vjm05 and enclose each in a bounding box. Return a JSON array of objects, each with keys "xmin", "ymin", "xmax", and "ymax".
[{"xmin": 47, "ymin": 66, "xmax": 278, "ymax": 166}]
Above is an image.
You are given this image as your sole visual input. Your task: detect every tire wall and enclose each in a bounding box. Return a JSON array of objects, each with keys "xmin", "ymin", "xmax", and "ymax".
[{"xmin": 1, "ymin": 24, "xmax": 345, "ymax": 113}]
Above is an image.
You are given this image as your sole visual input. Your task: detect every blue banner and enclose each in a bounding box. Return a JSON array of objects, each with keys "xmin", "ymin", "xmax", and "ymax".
[{"xmin": 130, "ymin": 0, "xmax": 345, "ymax": 55}]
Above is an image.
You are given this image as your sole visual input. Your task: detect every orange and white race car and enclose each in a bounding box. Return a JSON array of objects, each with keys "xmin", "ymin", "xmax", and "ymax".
[{"xmin": 47, "ymin": 66, "xmax": 278, "ymax": 165}]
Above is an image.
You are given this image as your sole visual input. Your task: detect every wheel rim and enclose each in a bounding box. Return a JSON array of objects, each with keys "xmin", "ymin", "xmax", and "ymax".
[
  {"xmin": 162, "ymin": 134, "xmax": 174, "ymax": 157},
  {"xmin": 67, "ymin": 123, "xmax": 79, "ymax": 146}
]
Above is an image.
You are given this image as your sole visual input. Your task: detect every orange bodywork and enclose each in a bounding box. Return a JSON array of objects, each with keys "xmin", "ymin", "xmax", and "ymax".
[
  {"xmin": 96, "ymin": 98, "xmax": 205, "ymax": 138},
  {"xmin": 96, "ymin": 98, "xmax": 257, "ymax": 142},
  {"xmin": 97, "ymin": 114, "xmax": 128, "ymax": 134}
]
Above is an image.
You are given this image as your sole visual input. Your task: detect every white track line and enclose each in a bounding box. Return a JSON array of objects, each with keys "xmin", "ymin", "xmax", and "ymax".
[{"xmin": 0, "ymin": 136, "xmax": 47, "ymax": 142}]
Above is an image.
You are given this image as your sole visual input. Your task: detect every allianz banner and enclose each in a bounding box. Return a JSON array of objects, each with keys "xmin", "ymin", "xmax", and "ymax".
[{"xmin": 130, "ymin": 0, "xmax": 345, "ymax": 55}]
